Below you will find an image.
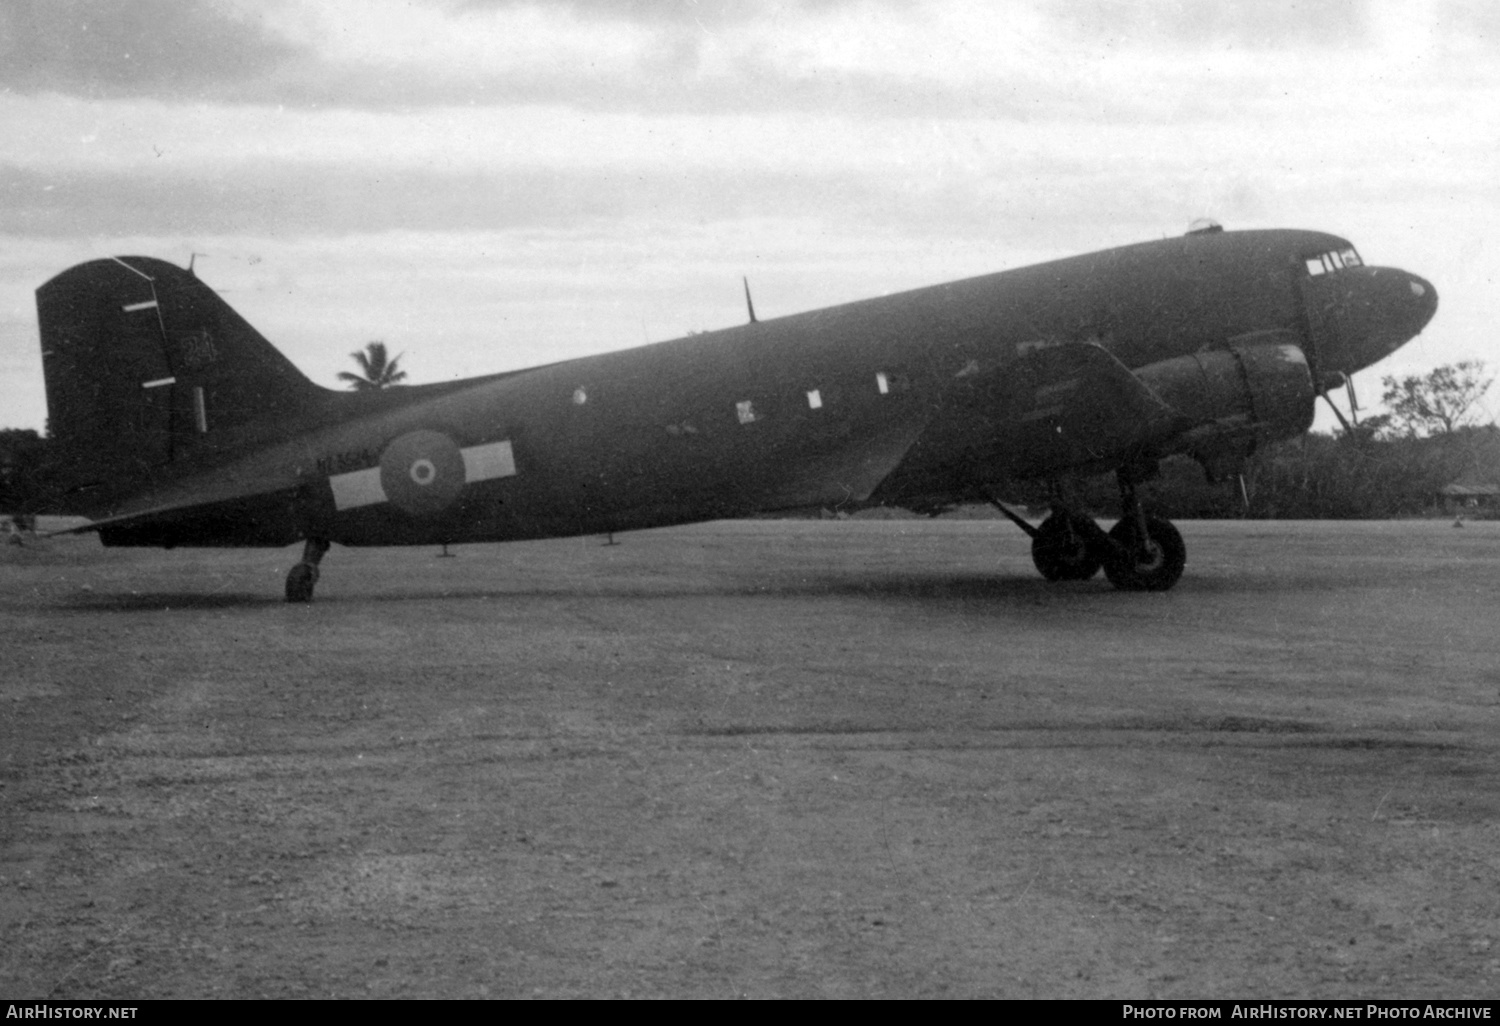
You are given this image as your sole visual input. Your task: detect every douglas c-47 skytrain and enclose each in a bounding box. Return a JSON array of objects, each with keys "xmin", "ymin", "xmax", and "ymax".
[{"xmin": 33, "ymin": 222, "xmax": 1436, "ymax": 600}]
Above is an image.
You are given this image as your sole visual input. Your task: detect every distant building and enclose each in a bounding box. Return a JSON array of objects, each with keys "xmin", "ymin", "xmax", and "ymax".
[{"xmin": 1439, "ymin": 483, "xmax": 1500, "ymax": 511}]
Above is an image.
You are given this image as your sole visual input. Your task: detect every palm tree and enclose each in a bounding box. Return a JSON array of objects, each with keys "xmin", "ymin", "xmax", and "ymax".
[{"xmin": 338, "ymin": 341, "xmax": 407, "ymax": 391}]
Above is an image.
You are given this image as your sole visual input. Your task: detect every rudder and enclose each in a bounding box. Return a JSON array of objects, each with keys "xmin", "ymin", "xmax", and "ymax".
[{"xmin": 37, "ymin": 256, "xmax": 326, "ymax": 508}]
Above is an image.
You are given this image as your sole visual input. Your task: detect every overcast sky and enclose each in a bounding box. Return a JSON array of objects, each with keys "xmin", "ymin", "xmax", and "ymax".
[{"xmin": 2, "ymin": 0, "xmax": 1496, "ymax": 432}]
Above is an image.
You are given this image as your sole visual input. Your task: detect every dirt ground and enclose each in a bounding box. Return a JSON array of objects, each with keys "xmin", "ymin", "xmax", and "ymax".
[{"xmin": 2, "ymin": 519, "xmax": 1498, "ymax": 999}]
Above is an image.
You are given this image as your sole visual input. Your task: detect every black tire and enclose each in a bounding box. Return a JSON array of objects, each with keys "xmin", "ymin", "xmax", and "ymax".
[
  {"xmin": 1103, "ymin": 516, "xmax": 1185, "ymax": 592},
  {"xmin": 285, "ymin": 562, "xmax": 318, "ymax": 603},
  {"xmin": 1031, "ymin": 513, "xmax": 1103, "ymax": 581}
]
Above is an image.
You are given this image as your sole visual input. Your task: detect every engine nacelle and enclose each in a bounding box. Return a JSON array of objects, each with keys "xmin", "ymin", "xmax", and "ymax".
[{"xmin": 1135, "ymin": 332, "xmax": 1316, "ymax": 478}]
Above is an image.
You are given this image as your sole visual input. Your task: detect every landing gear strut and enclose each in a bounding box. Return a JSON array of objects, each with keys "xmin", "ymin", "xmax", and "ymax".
[
  {"xmin": 1101, "ymin": 475, "xmax": 1185, "ymax": 592},
  {"xmin": 285, "ymin": 537, "xmax": 330, "ymax": 603},
  {"xmin": 988, "ymin": 474, "xmax": 1185, "ymax": 591},
  {"xmin": 980, "ymin": 484, "xmax": 1107, "ymax": 583}
]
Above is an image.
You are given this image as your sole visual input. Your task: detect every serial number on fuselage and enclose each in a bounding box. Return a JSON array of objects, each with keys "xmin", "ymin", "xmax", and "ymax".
[{"xmin": 316, "ymin": 448, "xmax": 378, "ymax": 476}]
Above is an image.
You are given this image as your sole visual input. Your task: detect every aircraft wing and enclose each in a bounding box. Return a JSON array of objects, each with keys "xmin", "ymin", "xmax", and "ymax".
[
  {"xmin": 978, "ymin": 341, "xmax": 1185, "ymax": 478},
  {"xmin": 752, "ymin": 414, "xmax": 933, "ymax": 511},
  {"xmin": 884, "ymin": 341, "xmax": 1188, "ymax": 494}
]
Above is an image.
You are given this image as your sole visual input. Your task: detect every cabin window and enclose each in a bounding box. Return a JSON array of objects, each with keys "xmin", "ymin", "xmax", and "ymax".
[
  {"xmin": 806, "ymin": 389, "xmax": 823, "ymax": 410},
  {"xmin": 194, "ymin": 387, "xmax": 208, "ymax": 433},
  {"xmin": 877, "ymin": 371, "xmax": 912, "ymax": 394},
  {"xmin": 736, "ymin": 400, "xmax": 758, "ymax": 424}
]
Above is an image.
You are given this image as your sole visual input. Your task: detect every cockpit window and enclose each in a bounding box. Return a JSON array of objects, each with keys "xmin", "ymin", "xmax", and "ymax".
[{"xmin": 1304, "ymin": 247, "xmax": 1363, "ymax": 276}]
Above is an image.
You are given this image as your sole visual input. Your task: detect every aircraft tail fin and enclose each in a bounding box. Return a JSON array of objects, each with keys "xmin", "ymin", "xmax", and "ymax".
[{"xmin": 36, "ymin": 256, "xmax": 327, "ymax": 509}]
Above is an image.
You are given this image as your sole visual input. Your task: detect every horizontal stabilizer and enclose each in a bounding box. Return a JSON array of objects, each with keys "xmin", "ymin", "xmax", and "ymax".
[{"xmin": 48, "ymin": 441, "xmax": 310, "ymax": 547}]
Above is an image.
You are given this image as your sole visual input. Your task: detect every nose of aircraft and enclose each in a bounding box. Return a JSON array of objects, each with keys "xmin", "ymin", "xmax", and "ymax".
[
  {"xmin": 1399, "ymin": 270, "xmax": 1439, "ymax": 336},
  {"xmin": 1319, "ymin": 266, "xmax": 1439, "ymax": 375}
]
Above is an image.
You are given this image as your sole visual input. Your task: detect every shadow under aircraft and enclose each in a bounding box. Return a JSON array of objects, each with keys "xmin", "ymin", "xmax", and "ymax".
[{"xmin": 32, "ymin": 221, "xmax": 1436, "ymax": 600}]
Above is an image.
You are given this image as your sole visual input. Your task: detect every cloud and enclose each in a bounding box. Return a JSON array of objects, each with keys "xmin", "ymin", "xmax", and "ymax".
[
  {"xmin": 0, "ymin": 0, "xmax": 302, "ymax": 99},
  {"xmin": 0, "ymin": 0, "xmax": 1429, "ymax": 117},
  {"xmin": 270, "ymin": 0, "xmax": 1476, "ymax": 123},
  {"xmin": 454, "ymin": 0, "xmax": 807, "ymax": 27},
  {"xmin": 1437, "ymin": 0, "xmax": 1500, "ymax": 49},
  {"xmin": 1, "ymin": 162, "xmax": 886, "ymax": 237},
  {"xmin": 0, "ymin": 158, "xmax": 1172, "ymax": 248},
  {"xmin": 1046, "ymin": 0, "xmax": 1373, "ymax": 51},
  {"xmin": 273, "ymin": 1, "xmax": 1078, "ymax": 116}
]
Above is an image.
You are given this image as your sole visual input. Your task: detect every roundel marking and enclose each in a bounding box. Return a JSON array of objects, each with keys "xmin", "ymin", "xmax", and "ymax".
[{"xmin": 379, "ymin": 430, "xmax": 465, "ymax": 517}]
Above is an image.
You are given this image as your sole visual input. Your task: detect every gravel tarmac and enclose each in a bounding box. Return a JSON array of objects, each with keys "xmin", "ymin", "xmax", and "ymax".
[{"xmin": 2, "ymin": 519, "xmax": 1498, "ymax": 998}]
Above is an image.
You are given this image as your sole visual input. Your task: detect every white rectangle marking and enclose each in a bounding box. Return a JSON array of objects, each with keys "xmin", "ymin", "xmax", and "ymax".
[
  {"xmin": 122, "ymin": 300, "xmax": 159, "ymax": 313},
  {"xmin": 329, "ymin": 467, "xmax": 387, "ymax": 511},
  {"xmin": 736, "ymin": 400, "xmax": 757, "ymax": 424},
  {"xmin": 141, "ymin": 377, "xmax": 176, "ymax": 389},
  {"xmin": 461, "ymin": 440, "xmax": 516, "ymax": 482},
  {"xmin": 806, "ymin": 389, "xmax": 822, "ymax": 410},
  {"xmin": 875, "ymin": 372, "xmax": 889, "ymax": 395}
]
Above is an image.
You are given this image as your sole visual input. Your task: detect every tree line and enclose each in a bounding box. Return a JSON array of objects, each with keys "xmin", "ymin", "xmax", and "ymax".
[{"xmin": 1063, "ymin": 424, "xmax": 1500, "ymax": 521}]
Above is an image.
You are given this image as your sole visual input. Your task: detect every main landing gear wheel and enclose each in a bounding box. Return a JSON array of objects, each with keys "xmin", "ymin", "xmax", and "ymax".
[
  {"xmin": 1102, "ymin": 515, "xmax": 1185, "ymax": 592},
  {"xmin": 285, "ymin": 537, "xmax": 330, "ymax": 603},
  {"xmin": 1031, "ymin": 513, "xmax": 1102, "ymax": 581}
]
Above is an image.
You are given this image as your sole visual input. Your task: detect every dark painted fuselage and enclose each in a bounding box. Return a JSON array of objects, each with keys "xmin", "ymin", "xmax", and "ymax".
[{"xmin": 36, "ymin": 227, "xmax": 1435, "ymax": 551}]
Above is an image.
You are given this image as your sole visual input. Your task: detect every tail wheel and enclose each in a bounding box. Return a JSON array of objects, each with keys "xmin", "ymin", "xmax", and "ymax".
[
  {"xmin": 1031, "ymin": 513, "xmax": 1102, "ymax": 581},
  {"xmin": 1103, "ymin": 516, "xmax": 1185, "ymax": 592},
  {"xmin": 285, "ymin": 562, "xmax": 319, "ymax": 603}
]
